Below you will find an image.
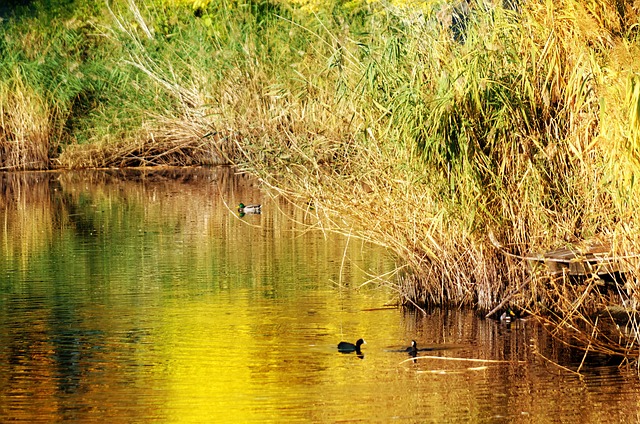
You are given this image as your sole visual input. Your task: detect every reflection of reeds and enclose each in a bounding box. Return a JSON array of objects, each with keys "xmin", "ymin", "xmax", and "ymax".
[
  {"xmin": 1, "ymin": 168, "xmax": 393, "ymax": 296},
  {"xmin": 0, "ymin": 172, "xmax": 56, "ymax": 258}
]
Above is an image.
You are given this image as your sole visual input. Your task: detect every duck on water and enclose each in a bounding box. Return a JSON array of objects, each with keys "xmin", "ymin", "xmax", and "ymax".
[
  {"xmin": 406, "ymin": 340, "xmax": 418, "ymax": 357},
  {"xmin": 398, "ymin": 340, "xmax": 437, "ymax": 357},
  {"xmin": 238, "ymin": 203, "xmax": 261, "ymax": 214},
  {"xmin": 337, "ymin": 338, "xmax": 365, "ymax": 354}
]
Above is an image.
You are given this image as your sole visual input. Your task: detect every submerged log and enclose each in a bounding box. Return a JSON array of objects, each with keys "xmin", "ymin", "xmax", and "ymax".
[
  {"xmin": 488, "ymin": 232, "xmax": 639, "ymax": 280},
  {"xmin": 531, "ymin": 243, "xmax": 639, "ymax": 279}
]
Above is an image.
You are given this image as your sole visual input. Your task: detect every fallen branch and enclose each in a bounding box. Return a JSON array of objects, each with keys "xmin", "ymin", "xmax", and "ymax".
[
  {"xmin": 485, "ymin": 276, "xmax": 532, "ymax": 319},
  {"xmin": 400, "ymin": 355, "xmax": 525, "ymax": 365}
]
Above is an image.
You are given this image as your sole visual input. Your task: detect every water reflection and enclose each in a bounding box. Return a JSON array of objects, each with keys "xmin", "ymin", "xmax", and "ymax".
[{"xmin": 0, "ymin": 168, "xmax": 639, "ymax": 423}]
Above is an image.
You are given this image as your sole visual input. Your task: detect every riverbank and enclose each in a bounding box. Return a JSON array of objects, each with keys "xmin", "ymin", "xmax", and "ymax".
[{"xmin": 2, "ymin": 0, "xmax": 640, "ymax": 358}]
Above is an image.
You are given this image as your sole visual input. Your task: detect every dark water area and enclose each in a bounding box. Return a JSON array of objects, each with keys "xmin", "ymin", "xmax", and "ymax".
[{"xmin": 1, "ymin": 167, "xmax": 640, "ymax": 423}]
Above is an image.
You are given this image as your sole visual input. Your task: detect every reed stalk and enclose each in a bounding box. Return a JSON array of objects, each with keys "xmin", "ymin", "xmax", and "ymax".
[{"xmin": 0, "ymin": 68, "xmax": 53, "ymax": 170}]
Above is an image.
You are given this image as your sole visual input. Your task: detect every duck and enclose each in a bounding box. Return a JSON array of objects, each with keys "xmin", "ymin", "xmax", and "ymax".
[
  {"xmin": 337, "ymin": 338, "xmax": 365, "ymax": 353},
  {"xmin": 405, "ymin": 340, "xmax": 418, "ymax": 356},
  {"xmin": 238, "ymin": 203, "xmax": 261, "ymax": 214},
  {"xmin": 500, "ymin": 308, "xmax": 515, "ymax": 323}
]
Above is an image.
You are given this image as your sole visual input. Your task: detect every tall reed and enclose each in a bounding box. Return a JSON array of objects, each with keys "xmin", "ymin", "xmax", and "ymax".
[
  {"xmin": 0, "ymin": 2, "xmax": 106, "ymax": 169},
  {"xmin": 0, "ymin": 68, "xmax": 52, "ymax": 170},
  {"xmin": 220, "ymin": 0, "xmax": 640, "ymax": 357}
]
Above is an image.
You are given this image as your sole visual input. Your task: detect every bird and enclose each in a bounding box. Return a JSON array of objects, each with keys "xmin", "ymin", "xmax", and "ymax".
[
  {"xmin": 405, "ymin": 340, "xmax": 418, "ymax": 356},
  {"xmin": 500, "ymin": 309, "xmax": 515, "ymax": 323},
  {"xmin": 238, "ymin": 203, "xmax": 261, "ymax": 214},
  {"xmin": 337, "ymin": 338, "xmax": 365, "ymax": 353}
]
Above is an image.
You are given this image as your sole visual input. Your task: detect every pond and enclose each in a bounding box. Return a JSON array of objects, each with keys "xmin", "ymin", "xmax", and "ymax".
[{"xmin": 1, "ymin": 167, "xmax": 639, "ymax": 423}]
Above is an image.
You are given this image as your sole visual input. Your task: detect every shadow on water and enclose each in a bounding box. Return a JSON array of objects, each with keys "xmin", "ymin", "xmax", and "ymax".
[{"xmin": 1, "ymin": 167, "xmax": 640, "ymax": 423}]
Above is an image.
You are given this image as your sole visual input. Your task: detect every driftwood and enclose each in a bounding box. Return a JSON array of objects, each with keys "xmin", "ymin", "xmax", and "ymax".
[{"xmin": 488, "ymin": 231, "xmax": 640, "ymax": 278}]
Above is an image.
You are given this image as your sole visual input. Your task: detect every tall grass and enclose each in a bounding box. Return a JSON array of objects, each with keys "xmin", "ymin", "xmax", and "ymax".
[
  {"xmin": 0, "ymin": 1, "xmax": 116, "ymax": 169},
  {"xmin": 3, "ymin": 0, "xmax": 640, "ymax": 357},
  {"xmin": 0, "ymin": 68, "xmax": 53, "ymax": 170},
  {"xmin": 206, "ymin": 0, "xmax": 640, "ymax": 356}
]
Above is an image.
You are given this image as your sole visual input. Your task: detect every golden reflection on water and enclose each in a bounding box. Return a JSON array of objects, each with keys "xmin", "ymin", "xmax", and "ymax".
[{"xmin": 1, "ymin": 168, "xmax": 640, "ymax": 423}]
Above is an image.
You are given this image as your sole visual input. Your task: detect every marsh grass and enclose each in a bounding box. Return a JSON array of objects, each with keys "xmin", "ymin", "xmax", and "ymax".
[
  {"xmin": 60, "ymin": 115, "xmax": 238, "ymax": 168},
  {"xmin": 4, "ymin": 0, "xmax": 640, "ymax": 358},
  {"xmin": 222, "ymin": 0, "xmax": 640, "ymax": 357},
  {"xmin": 0, "ymin": 69, "xmax": 53, "ymax": 170}
]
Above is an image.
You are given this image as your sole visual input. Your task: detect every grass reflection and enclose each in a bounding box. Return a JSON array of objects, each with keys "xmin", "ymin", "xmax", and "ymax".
[
  {"xmin": 2, "ymin": 168, "xmax": 640, "ymax": 422},
  {"xmin": 0, "ymin": 167, "xmax": 398, "ymax": 422}
]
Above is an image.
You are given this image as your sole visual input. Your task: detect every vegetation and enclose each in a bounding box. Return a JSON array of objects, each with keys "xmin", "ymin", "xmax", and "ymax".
[{"xmin": 3, "ymin": 0, "xmax": 640, "ymax": 358}]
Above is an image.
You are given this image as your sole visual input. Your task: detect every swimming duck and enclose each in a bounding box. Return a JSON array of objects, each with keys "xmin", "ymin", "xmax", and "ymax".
[
  {"xmin": 337, "ymin": 338, "xmax": 365, "ymax": 353},
  {"xmin": 238, "ymin": 203, "xmax": 261, "ymax": 214},
  {"xmin": 500, "ymin": 309, "xmax": 515, "ymax": 323},
  {"xmin": 405, "ymin": 340, "xmax": 418, "ymax": 356}
]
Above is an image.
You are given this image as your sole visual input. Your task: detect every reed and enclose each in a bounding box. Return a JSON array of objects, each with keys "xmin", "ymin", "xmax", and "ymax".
[
  {"xmin": 0, "ymin": 1, "xmax": 111, "ymax": 169},
  {"xmin": 3, "ymin": 0, "xmax": 640, "ymax": 357},
  {"xmin": 60, "ymin": 115, "xmax": 238, "ymax": 168},
  {"xmin": 222, "ymin": 0, "xmax": 640, "ymax": 357},
  {"xmin": 0, "ymin": 68, "xmax": 53, "ymax": 170}
]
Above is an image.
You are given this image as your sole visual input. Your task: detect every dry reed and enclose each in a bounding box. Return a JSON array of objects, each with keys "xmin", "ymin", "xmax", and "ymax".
[
  {"xmin": 0, "ymin": 70, "xmax": 53, "ymax": 170},
  {"xmin": 58, "ymin": 116, "xmax": 239, "ymax": 168}
]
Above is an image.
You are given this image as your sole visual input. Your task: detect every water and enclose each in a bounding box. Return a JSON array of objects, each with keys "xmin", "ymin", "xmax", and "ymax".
[{"xmin": 1, "ymin": 167, "xmax": 640, "ymax": 423}]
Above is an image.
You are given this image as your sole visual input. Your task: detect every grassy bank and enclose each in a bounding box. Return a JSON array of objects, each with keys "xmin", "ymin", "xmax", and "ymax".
[{"xmin": 3, "ymin": 0, "xmax": 640, "ymax": 358}]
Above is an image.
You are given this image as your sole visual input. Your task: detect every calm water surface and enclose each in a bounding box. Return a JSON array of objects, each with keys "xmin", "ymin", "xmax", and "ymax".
[{"xmin": 1, "ymin": 167, "xmax": 640, "ymax": 423}]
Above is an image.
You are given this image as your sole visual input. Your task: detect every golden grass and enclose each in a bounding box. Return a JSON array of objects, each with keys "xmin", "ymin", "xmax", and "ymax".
[
  {"xmin": 216, "ymin": 0, "xmax": 640, "ymax": 358},
  {"xmin": 0, "ymin": 69, "xmax": 53, "ymax": 170},
  {"xmin": 57, "ymin": 116, "xmax": 238, "ymax": 168}
]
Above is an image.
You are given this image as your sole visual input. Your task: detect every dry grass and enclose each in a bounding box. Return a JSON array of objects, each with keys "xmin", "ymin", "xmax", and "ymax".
[
  {"xmin": 0, "ymin": 70, "xmax": 53, "ymax": 170},
  {"xmin": 57, "ymin": 116, "xmax": 239, "ymax": 168},
  {"xmin": 216, "ymin": 0, "xmax": 640, "ymax": 358}
]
